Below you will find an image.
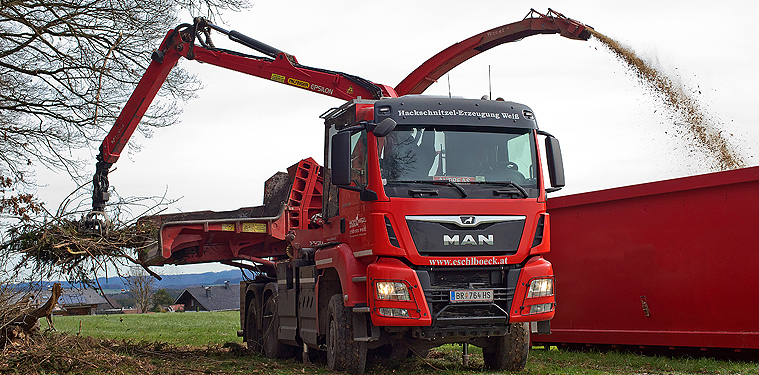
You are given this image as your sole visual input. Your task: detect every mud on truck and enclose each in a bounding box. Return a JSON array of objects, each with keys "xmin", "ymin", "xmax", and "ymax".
[{"xmin": 81, "ymin": 9, "xmax": 591, "ymax": 374}]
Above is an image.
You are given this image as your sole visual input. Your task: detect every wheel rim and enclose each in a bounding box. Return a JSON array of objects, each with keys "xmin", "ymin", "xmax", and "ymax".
[
  {"xmin": 327, "ymin": 315, "xmax": 337, "ymax": 369},
  {"xmin": 262, "ymin": 299, "xmax": 275, "ymax": 355},
  {"xmin": 246, "ymin": 300, "xmax": 260, "ymax": 352}
]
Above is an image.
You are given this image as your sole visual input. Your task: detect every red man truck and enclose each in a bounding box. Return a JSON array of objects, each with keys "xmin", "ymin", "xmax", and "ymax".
[{"xmin": 81, "ymin": 10, "xmax": 591, "ymax": 373}]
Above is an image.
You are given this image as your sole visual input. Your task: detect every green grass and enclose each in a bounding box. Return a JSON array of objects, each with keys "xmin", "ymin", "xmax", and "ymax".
[
  {"xmin": 45, "ymin": 310, "xmax": 243, "ymax": 346},
  {"xmin": 526, "ymin": 347, "xmax": 758, "ymax": 375},
  {"xmin": 34, "ymin": 312, "xmax": 758, "ymax": 374}
]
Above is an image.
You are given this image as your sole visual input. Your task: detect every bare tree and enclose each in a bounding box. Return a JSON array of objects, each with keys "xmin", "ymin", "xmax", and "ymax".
[
  {"xmin": 0, "ymin": 0, "xmax": 249, "ymax": 211},
  {"xmin": 0, "ymin": 0, "xmax": 250, "ymax": 288},
  {"xmin": 1, "ymin": 175, "xmax": 43, "ymax": 222},
  {"xmin": 123, "ymin": 267, "xmax": 156, "ymax": 313}
]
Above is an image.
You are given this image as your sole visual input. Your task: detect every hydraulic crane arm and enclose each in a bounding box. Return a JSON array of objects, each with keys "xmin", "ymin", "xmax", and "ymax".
[
  {"xmin": 101, "ymin": 18, "xmax": 395, "ymax": 167},
  {"xmin": 82, "ymin": 18, "xmax": 396, "ymax": 232},
  {"xmin": 395, "ymin": 8, "xmax": 592, "ymax": 96},
  {"xmin": 82, "ymin": 10, "xmax": 590, "ymax": 232}
]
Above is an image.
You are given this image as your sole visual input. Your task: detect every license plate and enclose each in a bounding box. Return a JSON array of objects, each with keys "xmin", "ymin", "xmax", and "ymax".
[{"xmin": 450, "ymin": 289, "xmax": 494, "ymax": 303}]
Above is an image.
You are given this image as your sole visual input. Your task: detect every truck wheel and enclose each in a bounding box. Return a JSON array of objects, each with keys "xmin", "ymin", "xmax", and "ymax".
[
  {"xmin": 245, "ymin": 297, "xmax": 262, "ymax": 353},
  {"xmin": 326, "ymin": 294, "xmax": 367, "ymax": 374},
  {"xmin": 482, "ymin": 322, "xmax": 529, "ymax": 371},
  {"xmin": 262, "ymin": 294, "xmax": 294, "ymax": 359}
]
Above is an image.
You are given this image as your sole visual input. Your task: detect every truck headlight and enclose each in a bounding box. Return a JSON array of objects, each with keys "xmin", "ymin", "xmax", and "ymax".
[
  {"xmin": 378, "ymin": 308, "xmax": 410, "ymax": 317},
  {"xmin": 527, "ymin": 278, "xmax": 553, "ymax": 298},
  {"xmin": 528, "ymin": 303, "xmax": 554, "ymax": 314},
  {"xmin": 375, "ymin": 281, "xmax": 411, "ymax": 301}
]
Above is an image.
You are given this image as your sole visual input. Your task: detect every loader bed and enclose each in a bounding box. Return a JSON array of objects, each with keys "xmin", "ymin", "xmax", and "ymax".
[
  {"xmin": 137, "ymin": 158, "xmax": 323, "ymax": 268},
  {"xmin": 532, "ymin": 166, "xmax": 759, "ymax": 350},
  {"xmin": 138, "ymin": 171, "xmax": 293, "ymax": 266}
]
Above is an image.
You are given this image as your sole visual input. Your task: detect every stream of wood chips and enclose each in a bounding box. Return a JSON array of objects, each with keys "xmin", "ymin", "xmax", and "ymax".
[{"xmin": 590, "ymin": 30, "xmax": 745, "ymax": 171}]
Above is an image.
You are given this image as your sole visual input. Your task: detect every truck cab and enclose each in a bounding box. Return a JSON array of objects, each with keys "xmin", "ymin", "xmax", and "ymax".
[{"xmin": 292, "ymin": 95, "xmax": 563, "ymax": 371}]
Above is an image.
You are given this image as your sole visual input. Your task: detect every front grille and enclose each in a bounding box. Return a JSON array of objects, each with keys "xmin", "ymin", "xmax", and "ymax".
[
  {"xmin": 432, "ymin": 271, "xmax": 489, "ymax": 289},
  {"xmin": 406, "ymin": 215, "xmax": 525, "ymax": 256},
  {"xmin": 416, "ymin": 266, "xmax": 520, "ymax": 334},
  {"xmin": 429, "ymin": 289, "xmax": 512, "ymax": 303},
  {"xmin": 415, "ymin": 324, "xmax": 509, "ymax": 339},
  {"xmin": 436, "ymin": 304, "xmax": 509, "ymax": 321}
]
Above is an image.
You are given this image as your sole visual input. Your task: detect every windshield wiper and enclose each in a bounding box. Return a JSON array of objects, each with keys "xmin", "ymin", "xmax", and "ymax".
[
  {"xmin": 481, "ymin": 181, "xmax": 528, "ymax": 198},
  {"xmin": 394, "ymin": 180, "xmax": 468, "ymax": 198},
  {"xmin": 439, "ymin": 180, "xmax": 468, "ymax": 197}
]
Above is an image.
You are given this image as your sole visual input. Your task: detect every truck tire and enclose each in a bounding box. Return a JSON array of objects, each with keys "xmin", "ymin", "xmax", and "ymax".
[
  {"xmin": 245, "ymin": 298, "xmax": 262, "ymax": 353},
  {"xmin": 326, "ymin": 294, "xmax": 367, "ymax": 374},
  {"xmin": 482, "ymin": 322, "xmax": 529, "ymax": 371},
  {"xmin": 262, "ymin": 294, "xmax": 294, "ymax": 359}
]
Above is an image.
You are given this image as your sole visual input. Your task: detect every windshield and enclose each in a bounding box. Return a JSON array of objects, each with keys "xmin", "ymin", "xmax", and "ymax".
[{"xmin": 378, "ymin": 126, "xmax": 539, "ymax": 197}]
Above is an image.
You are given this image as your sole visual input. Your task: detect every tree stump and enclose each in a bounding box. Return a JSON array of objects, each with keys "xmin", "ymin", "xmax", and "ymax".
[{"xmin": 1, "ymin": 283, "xmax": 62, "ymax": 346}]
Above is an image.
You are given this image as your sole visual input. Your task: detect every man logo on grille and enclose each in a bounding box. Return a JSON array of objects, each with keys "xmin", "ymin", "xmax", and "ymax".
[
  {"xmin": 443, "ymin": 234, "xmax": 494, "ymax": 246},
  {"xmin": 460, "ymin": 216, "xmax": 475, "ymax": 225}
]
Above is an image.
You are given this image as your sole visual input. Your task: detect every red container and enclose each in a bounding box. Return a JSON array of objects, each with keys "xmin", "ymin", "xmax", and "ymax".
[{"xmin": 532, "ymin": 166, "xmax": 759, "ymax": 350}]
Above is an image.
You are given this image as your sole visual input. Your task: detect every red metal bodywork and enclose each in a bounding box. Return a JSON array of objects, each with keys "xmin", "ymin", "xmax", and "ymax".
[
  {"xmin": 141, "ymin": 158, "xmax": 321, "ymax": 268},
  {"xmin": 101, "ymin": 9, "xmax": 591, "ymax": 165},
  {"xmin": 510, "ymin": 257, "xmax": 556, "ymax": 323},
  {"xmin": 366, "ymin": 257, "xmax": 431, "ymax": 326},
  {"xmin": 309, "ymin": 122, "xmax": 557, "ymax": 326},
  {"xmin": 100, "ymin": 30, "xmax": 396, "ymax": 165},
  {"xmin": 395, "ymin": 8, "xmax": 590, "ymax": 96},
  {"xmin": 532, "ymin": 166, "xmax": 759, "ymax": 349}
]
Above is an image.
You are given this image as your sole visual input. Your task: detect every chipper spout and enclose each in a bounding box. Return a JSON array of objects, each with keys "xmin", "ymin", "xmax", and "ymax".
[
  {"xmin": 395, "ymin": 8, "xmax": 594, "ymax": 96},
  {"xmin": 543, "ymin": 8, "xmax": 593, "ymax": 40}
]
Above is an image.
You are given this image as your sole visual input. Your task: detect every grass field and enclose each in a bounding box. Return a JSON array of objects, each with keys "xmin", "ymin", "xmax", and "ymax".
[
  {"xmin": 13, "ymin": 311, "xmax": 754, "ymax": 374},
  {"xmin": 46, "ymin": 310, "xmax": 243, "ymax": 346}
]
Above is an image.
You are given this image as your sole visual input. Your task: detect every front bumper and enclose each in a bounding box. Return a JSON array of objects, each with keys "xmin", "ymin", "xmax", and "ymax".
[{"xmin": 366, "ymin": 256, "xmax": 555, "ymax": 338}]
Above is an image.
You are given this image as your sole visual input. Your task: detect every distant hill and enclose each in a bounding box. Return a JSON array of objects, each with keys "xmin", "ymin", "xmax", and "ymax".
[{"xmin": 41, "ymin": 269, "xmax": 253, "ymax": 292}]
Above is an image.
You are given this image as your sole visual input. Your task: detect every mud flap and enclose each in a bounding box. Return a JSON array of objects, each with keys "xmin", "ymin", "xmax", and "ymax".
[
  {"xmin": 352, "ymin": 308, "xmax": 379, "ymax": 342},
  {"xmin": 530, "ymin": 320, "xmax": 551, "ymax": 335}
]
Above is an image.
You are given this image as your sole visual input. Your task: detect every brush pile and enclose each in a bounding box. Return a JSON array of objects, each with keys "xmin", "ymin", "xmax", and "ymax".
[
  {"xmin": 0, "ymin": 332, "xmax": 249, "ymax": 374},
  {"xmin": 0, "ymin": 287, "xmax": 36, "ymax": 345},
  {"xmin": 0, "ymin": 283, "xmax": 62, "ymax": 348},
  {"xmin": 1, "ymin": 218, "xmax": 159, "ymax": 283},
  {"xmin": 0, "ymin": 333, "xmax": 142, "ymax": 374}
]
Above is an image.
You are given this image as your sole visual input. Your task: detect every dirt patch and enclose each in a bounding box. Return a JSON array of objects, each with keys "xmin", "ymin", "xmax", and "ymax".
[
  {"xmin": 590, "ymin": 30, "xmax": 745, "ymax": 171},
  {"xmin": 0, "ymin": 332, "xmax": 252, "ymax": 374}
]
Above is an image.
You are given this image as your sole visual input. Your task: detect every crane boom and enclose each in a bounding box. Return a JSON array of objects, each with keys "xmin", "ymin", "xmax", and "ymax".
[
  {"xmin": 82, "ymin": 18, "xmax": 397, "ymax": 232},
  {"xmin": 100, "ymin": 18, "xmax": 395, "ymax": 167}
]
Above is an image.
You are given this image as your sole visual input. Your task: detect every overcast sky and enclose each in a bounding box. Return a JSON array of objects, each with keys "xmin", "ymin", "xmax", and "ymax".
[{"xmin": 35, "ymin": 0, "xmax": 759, "ymax": 274}]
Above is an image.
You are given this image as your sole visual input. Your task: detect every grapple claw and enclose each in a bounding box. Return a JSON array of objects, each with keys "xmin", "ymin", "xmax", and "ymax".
[{"xmin": 79, "ymin": 210, "xmax": 110, "ymax": 235}]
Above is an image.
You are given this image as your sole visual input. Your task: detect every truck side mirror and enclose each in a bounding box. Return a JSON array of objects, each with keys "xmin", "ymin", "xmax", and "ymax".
[
  {"xmin": 545, "ymin": 136, "xmax": 565, "ymax": 191},
  {"xmin": 372, "ymin": 118, "xmax": 396, "ymax": 137},
  {"xmin": 331, "ymin": 130, "xmax": 351, "ymax": 186}
]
